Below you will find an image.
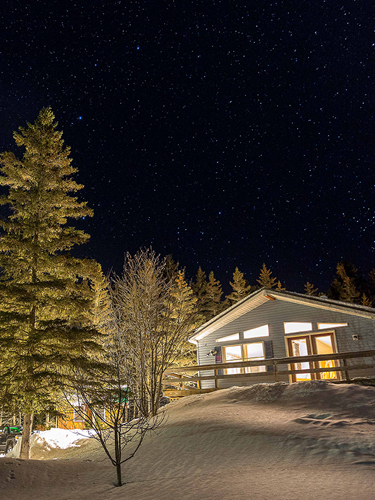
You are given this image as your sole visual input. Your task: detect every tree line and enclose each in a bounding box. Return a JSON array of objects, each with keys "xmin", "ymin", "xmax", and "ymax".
[{"xmin": 184, "ymin": 260, "xmax": 375, "ymax": 325}]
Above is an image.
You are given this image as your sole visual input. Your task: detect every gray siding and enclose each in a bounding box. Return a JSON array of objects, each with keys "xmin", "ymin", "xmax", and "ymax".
[{"xmin": 197, "ymin": 300, "xmax": 375, "ymax": 389}]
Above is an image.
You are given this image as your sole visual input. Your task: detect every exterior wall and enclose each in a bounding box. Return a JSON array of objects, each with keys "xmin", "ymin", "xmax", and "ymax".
[
  {"xmin": 196, "ymin": 299, "xmax": 375, "ymax": 389},
  {"xmin": 57, "ymin": 405, "xmax": 91, "ymax": 430}
]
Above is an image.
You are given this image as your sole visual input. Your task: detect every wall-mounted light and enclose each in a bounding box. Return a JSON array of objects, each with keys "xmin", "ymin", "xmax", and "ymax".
[
  {"xmin": 206, "ymin": 349, "xmax": 218, "ymax": 357},
  {"xmin": 352, "ymin": 334, "xmax": 359, "ymax": 341}
]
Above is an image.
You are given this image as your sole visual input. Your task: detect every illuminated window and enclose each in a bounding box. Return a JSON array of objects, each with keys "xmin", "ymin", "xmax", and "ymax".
[
  {"xmin": 216, "ymin": 333, "xmax": 240, "ymax": 342},
  {"xmin": 318, "ymin": 323, "xmax": 347, "ymax": 330},
  {"xmin": 244, "ymin": 324, "xmax": 269, "ymax": 339},
  {"xmin": 222, "ymin": 343, "xmax": 266, "ymax": 374},
  {"xmin": 244, "ymin": 343, "xmax": 266, "ymax": 373},
  {"xmin": 284, "ymin": 322, "xmax": 312, "ymax": 334},
  {"xmin": 222, "ymin": 345, "xmax": 242, "ymax": 374}
]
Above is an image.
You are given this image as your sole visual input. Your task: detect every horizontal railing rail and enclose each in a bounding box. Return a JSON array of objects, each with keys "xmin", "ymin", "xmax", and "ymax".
[{"xmin": 163, "ymin": 349, "xmax": 375, "ymax": 387}]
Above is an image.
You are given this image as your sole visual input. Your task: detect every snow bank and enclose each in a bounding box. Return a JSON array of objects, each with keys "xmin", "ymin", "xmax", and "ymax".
[
  {"xmin": 1, "ymin": 427, "xmax": 95, "ymax": 459},
  {"xmin": 34, "ymin": 428, "xmax": 94, "ymax": 450}
]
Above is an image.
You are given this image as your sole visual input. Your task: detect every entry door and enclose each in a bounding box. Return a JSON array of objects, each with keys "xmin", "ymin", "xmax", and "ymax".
[
  {"xmin": 311, "ymin": 333, "xmax": 338, "ymax": 380},
  {"xmin": 288, "ymin": 336, "xmax": 313, "ymax": 382},
  {"xmin": 287, "ymin": 332, "xmax": 338, "ymax": 382}
]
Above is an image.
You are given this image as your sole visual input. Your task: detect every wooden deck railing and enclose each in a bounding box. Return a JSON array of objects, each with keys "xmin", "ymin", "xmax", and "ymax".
[{"xmin": 163, "ymin": 349, "xmax": 375, "ymax": 391}]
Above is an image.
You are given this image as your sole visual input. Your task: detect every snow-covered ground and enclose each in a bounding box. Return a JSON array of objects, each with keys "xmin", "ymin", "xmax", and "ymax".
[{"xmin": 1, "ymin": 380, "xmax": 375, "ymax": 499}]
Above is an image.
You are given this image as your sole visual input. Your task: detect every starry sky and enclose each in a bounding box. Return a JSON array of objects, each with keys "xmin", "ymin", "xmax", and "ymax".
[{"xmin": 0, "ymin": 1, "xmax": 374, "ymax": 293}]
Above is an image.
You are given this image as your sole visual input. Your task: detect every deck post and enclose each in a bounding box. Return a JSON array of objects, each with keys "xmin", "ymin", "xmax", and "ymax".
[
  {"xmin": 215, "ymin": 368, "xmax": 219, "ymax": 389},
  {"xmin": 343, "ymin": 358, "xmax": 351, "ymax": 382},
  {"xmin": 274, "ymin": 361, "xmax": 279, "ymax": 382}
]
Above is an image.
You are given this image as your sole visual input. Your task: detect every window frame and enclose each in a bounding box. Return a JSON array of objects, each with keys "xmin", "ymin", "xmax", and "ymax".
[
  {"xmin": 284, "ymin": 322, "xmax": 313, "ymax": 334},
  {"xmin": 243, "ymin": 324, "xmax": 269, "ymax": 339},
  {"xmin": 284, "ymin": 329, "xmax": 340, "ymax": 383},
  {"xmin": 222, "ymin": 341, "xmax": 266, "ymax": 375}
]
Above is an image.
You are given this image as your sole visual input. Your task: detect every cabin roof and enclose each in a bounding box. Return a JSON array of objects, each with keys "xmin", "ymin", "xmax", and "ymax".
[{"xmin": 189, "ymin": 288, "xmax": 375, "ymax": 344}]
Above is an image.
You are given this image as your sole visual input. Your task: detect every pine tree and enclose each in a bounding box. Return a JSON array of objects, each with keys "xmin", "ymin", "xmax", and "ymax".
[
  {"xmin": 361, "ymin": 293, "xmax": 372, "ymax": 307},
  {"xmin": 334, "ymin": 263, "xmax": 360, "ymax": 303},
  {"xmin": 206, "ymin": 271, "xmax": 223, "ymax": 318},
  {"xmin": 329, "ymin": 261, "xmax": 361, "ymax": 302},
  {"xmin": 304, "ymin": 282, "xmax": 318, "ymax": 296},
  {"xmin": 257, "ymin": 264, "xmax": 277, "ymax": 289},
  {"xmin": 170, "ymin": 270, "xmax": 199, "ymax": 366},
  {"xmin": 90, "ymin": 264, "xmax": 111, "ymax": 334},
  {"xmin": 366, "ymin": 269, "xmax": 375, "ymax": 304},
  {"xmin": 163, "ymin": 254, "xmax": 179, "ymax": 282},
  {"xmin": 192, "ymin": 267, "xmax": 210, "ymax": 322},
  {"xmin": 89, "ymin": 264, "xmax": 112, "ymax": 362},
  {"xmin": 226, "ymin": 267, "xmax": 252, "ymax": 305},
  {"xmin": 0, "ymin": 108, "xmax": 103, "ymax": 458},
  {"xmin": 275, "ymin": 280, "xmax": 286, "ymax": 291}
]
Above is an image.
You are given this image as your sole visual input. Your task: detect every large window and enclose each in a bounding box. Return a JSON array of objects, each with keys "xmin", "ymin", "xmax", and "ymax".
[
  {"xmin": 222, "ymin": 345, "xmax": 243, "ymax": 374},
  {"xmin": 244, "ymin": 343, "xmax": 266, "ymax": 373},
  {"xmin": 222, "ymin": 343, "xmax": 265, "ymax": 374}
]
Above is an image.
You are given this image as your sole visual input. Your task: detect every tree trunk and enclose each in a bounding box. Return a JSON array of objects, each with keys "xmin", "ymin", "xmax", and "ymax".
[
  {"xmin": 116, "ymin": 462, "xmax": 122, "ymax": 487},
  {"xmin": 114, "ymin": 428, "xmax": 122, "ymax": 486},
  {"xmin": 20, "ymin": 413, "xmax": 34, "ymax": 459}
]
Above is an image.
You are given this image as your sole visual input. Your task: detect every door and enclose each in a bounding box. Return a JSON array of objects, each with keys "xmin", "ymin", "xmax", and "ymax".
[
  {"xmin": 312, "ymin": 333, "xmax": 338, "ymax": 380},
  {"xmin": 287, "ymin": 332, "xmax": 338, "ymax": 382},
  {"xmin": 288, "ymin": 336, "xmax": 313, "ymax": 381}
]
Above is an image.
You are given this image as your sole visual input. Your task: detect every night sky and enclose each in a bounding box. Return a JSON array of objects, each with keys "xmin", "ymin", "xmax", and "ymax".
[{"xmin": 0, "ymin": 1, "xmax": 374, "ymax": 293}]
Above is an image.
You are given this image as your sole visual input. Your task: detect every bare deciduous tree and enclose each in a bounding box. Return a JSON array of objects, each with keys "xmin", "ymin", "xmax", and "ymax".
[
  {"xmin": 68, "ymin": 323, "xmax": 164, "ymax": 487},
  {"xmin": 109, "ymin": 249, "xmax": 198, "ymax": 416}
]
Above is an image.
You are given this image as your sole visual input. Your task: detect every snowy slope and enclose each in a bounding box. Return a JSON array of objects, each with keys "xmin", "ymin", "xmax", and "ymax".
[{"xmin": 1, "ymin": 381, "xmax": 375, "ymax": 500}]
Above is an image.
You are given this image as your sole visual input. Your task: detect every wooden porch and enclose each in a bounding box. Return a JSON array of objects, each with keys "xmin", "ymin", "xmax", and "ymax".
[{"xmin": 163, "ymin": 349, "xmax": 375, "ymax": 398}]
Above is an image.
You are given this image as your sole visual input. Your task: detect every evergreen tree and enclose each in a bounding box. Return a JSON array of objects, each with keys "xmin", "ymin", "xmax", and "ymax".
[
  {"xmin": 88, "ymin": 264, "xmax": 112, "ymax": 363},
  {"xmin": 361, "ymin": 293, "xmax": 372, "ymax": 307},
  {"xmin": 0, "ymin": 108, "xmax": 103, "ymax": 458},
  {"xmin": 226, "ymin": 267, "xmax": 252, "ymax": 305},
  {"xmin": 170, "ymin": 270, "xmax": 199, "ymax": 366},
  {"xmin": 192, "ymin": 267, "xmax": 210, "ymax": 322},
  {"xmin": 275, "ymin": 280, "xmax": 286, "ymax": 291},
  {"xmin": 257, "ymin": 264, "xmax": 277, "ymax": 289},
  {"xmin": 330, "ymin": 262, "xmax": 360, "ymax": 303},
  {"xmin": 163, "ymin": 254, "xmax": 179, "ymax": 282},
  {"xmin": 366, "ymin": 269, "xmax": 375, "ymax": 304},
  {"xmin": 206, "ymin": 271, "xmax": 223, "ymax": 318},
  {"xmin": 304, "ymin": 282, "xmax": 318, "ymax": 296}
]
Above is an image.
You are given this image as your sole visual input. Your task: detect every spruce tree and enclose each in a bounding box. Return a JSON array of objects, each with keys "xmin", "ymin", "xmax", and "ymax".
[
  {"xmin": 275, "ymin": 280, "xmax": 286, "ymax": 291},
  {"xmin": 163, "ymin": 254, "xmax": 179, "ymax": 282},
  {"xmin": 192, "ymin": 267, "xmax": 210, "ymax": 322},
  {"xmin": 330, "ymin": 262, "xmax": 360, "ymax": 303},
  {"xmin": 361, "ymin": 293, "xmax": 372, "ymax": 307},
  {"xmin": 0, "ymin": 108, "xmax": 103, "ymax": 458},
  {"xmin": 257, "ymin": 264, "xmax": 277, "ymax": 289},
  {"xmin": 206, "ymin": 271, "xmax": 223, "ymax": 318},
  {"xmin": 226, "ymin": 267, "xmax": 252, "ymax": 305},
  {"xmin": 304, "ymin": 282, "xmax": 318, "ymax": 296},
  {"xmin": 170, "ymin": 270, "xmax": 199, "ymax": 366},
  {"xmin": 366, "ymin": 269, "xmax": 375, "ymax": 304}
]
